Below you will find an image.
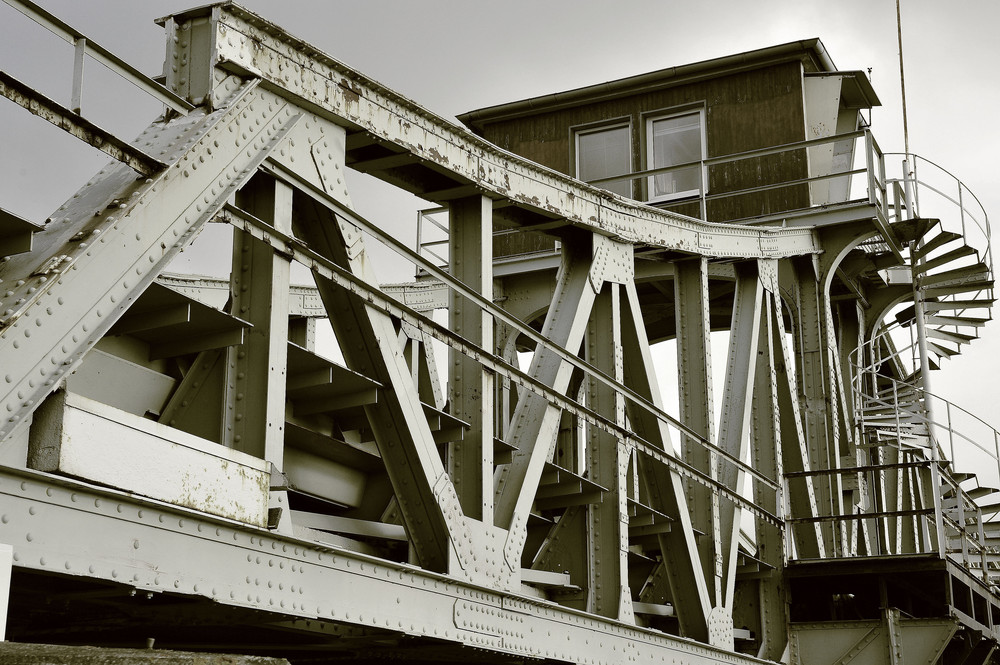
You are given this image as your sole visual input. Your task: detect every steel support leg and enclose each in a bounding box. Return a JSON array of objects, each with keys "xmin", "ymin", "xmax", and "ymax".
[
  {"xmin": 751, "ymin": 289, "xmax": 787, "ymax": 661},
  {"xmin": 585, "ymin": 283, "xmax": 633, "ymax": 621},
  {"xmin": 770, "ymin": 280, "xmax": 824, "ymax": 560},
  {"xmin": 717, "ymin": 262, "xmax": 763, "ymax": 632},
  {"xmin": 673, "ymin": 257, "xmax": 720, "ymax": 605},
  {"xmin": 447, "ymin": 195, "xmax": 494, "ymax": 521},
  {"xmin": 621, "ymin": 280, "xmax": 711, "ymax": 641},
  {"xmin": 792, "ymin": 256, "xmax": 843, "ymax": 554},
  {"xmin": 494, "ymin": 243, "xmax": 597, "ymax": 568},
  {"xmin": 225, "ymin": 174, "xmax": 293, "ymax": 531},
  {"xmin": 294, "ymin": 197, "xmax": 465, "ymax": 574}
]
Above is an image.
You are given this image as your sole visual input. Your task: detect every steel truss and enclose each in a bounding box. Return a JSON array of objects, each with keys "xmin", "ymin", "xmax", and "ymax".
[{"xmin": 0, "ymin": 3, "xmax": 996, "ymax": 664}]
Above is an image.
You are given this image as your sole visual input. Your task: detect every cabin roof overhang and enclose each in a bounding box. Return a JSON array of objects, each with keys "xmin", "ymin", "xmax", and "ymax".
[
  {"xmin": 457, "ymin": 38, "xmax": 841, "ymax": 131},
  {"xmin": 805, "ymin": 70, "xmax": 882, "ymax": 109}
]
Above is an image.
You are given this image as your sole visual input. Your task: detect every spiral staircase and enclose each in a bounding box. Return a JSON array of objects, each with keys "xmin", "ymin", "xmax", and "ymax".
[{"xmin": 852, "ymin": 155, "xmax": 998, "ymax": 587}]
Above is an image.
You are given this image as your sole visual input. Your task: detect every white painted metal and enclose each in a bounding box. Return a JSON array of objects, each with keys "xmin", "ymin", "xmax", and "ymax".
[
  {"xmin": 27, "ymin": 391, "xmax": 269, "ymax": 526},
  {"xmin": 209, "ymin": 4, "xmax": 820, "ymax": 258},
  {"xmin": 0, "ymin": 4, "xmax": 996, "ymax": 664},
  {"xmin": 0, "ymin": 79, "xmax": 298, "ymax": 443},
  {"xmin": 447, "ymin": 195, "xmax": 494, "ymax": 521}
]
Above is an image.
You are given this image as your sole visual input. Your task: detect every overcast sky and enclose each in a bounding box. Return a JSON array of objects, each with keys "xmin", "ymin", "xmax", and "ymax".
[{"xmin": 1, "ymin": 1, "xmax": 998, "ymax": 435}]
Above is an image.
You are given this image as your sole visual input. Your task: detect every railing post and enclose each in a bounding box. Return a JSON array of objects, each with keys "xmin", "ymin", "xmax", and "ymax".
[
  {"xmin": 902, "ymin": 158, "xmax": 917, "ymax": 218},
  {"xmin": 958, "ymin": 483, "xmax": 967, "ymax": 566},
  {"xmin": 994, "ymin": 430, "xmax": 1000, "ymax": 492},
  {"xmin": 699, "ymin": 158, "xmax": 707, "ymax": 220},
  {"xmin": 866, "ymin": 131, "xmax": 877, "ymax": 208},
  {"xmin": 71, "ymin": 36, "xmax": 86, "ymax": 114},
  {"xmin": 958, "ymin": 183, "xmax": 967, "ymax": 239},
  {"xmin": 947, "ymin": 402, "xmax": 955, "ymax": 463},
  {"xmin": 415, "ymin": 208, "xmax": 424, "ymax": 274},
  {"xmin": 977, "ymin": 508, "xmax": 989, "ymax": 585}
]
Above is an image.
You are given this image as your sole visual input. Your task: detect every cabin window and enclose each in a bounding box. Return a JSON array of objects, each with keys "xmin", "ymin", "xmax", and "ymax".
[
  {"xmin": 574, "ymin": 123, "xmax": 632, "ymax": 198},
  {"xmin": 645, "ymin": 110, "xmax": 706, "ymax": 202}
]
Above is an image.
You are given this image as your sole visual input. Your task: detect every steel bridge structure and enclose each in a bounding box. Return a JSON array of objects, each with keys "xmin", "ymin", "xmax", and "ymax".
[{"xmin": 0, "ymin": 3, "xmax": 997, "ymax": 664}]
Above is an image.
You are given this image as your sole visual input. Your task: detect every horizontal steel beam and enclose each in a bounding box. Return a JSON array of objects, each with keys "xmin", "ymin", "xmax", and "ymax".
[
  {"xmin": 0, "ymin": 466, "xmax": 771, "ymax": 665},
  {"xmin": 199, "ymin": 4, "xmax": 821, "ymax": 259}
]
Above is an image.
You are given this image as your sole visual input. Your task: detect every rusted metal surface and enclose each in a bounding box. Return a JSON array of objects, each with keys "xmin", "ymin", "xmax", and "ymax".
[
  {"xmin": 0, "ymin": 3, "xmax": 996, "ymax": 664},
  {"xmin": 0, "ymin": 70, "xmax": 165, "ymax": 176},
  {"xmin": 0, "ymin": 643, "xmax": 289, "ymax": 665}
]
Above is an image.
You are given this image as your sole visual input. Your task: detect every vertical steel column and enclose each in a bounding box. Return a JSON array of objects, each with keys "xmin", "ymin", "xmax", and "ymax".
[
  {"xmin": 673, "ymin": 257, "xmax": 720, "ymax": 605},
  {"xmin": 224, "ymin": 175, "xmax": 292, "ymax": 462},
  {"xmin": 836, "ymin": 301, "xmax": 864, "ymax": 553},
  {"xmin": 909, "ymin": 237, "xmax": 946, "ymax": 557},
  {"xmin": 585, "ymin": 283, "xmax": 633, "ymax": 621},
  {"xmin": 751, "ymin": 289, "xmax": 787, "ymax": 661},
  {"xmin": 836, "ymin": 301, "xmax": 864, "ymax": 430},
  {"xmin": 447, "ymin": 195, "xmax": 494, "ymax": 521},
  {"xmin": 792, "ymin": 256, "xmax": 842, "ymax": 554},
  {"xmin": 225, "ymin": 175, "xmax": 292, "ymax": 530},
  {"xmin": 769, "ymin": 280, "xmax": 823, "ymax": 560},
  {"xmin": 717, "ymin": 261, "xmax": 763, "ymax": 618}
]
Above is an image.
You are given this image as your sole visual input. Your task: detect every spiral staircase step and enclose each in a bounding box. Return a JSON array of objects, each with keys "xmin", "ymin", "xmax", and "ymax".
[
  {"xmin": 913, "ymin": 230, "xmax": 962, "ymax": 260},
  {"xmin": 926, "ymin": 328, "xmax": 977, "ymax": 346},
  {"xmin": 914, "ymin": 245, "xmax": 978, "ymax": 274},
  {"xmin": 927, "ymin": 341, "xmax": 960, "ymax": 358},
  {"xmin": 920, "ymin": 262, "xmax": 991, "ymax": 288},
  {"xmin": 925, "ymin": 315, "xmax": 989, "ymax": 328},
  {"xmin": 923, "ymin": 298, "xmax": 995, "ymax": 312}
]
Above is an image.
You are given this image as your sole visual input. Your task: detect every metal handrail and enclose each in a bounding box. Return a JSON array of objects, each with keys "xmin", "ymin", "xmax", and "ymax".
[
  {"xmin": 885, "ymin": 152, "xmax": 993, "ymax": 278},
  {"xmin": 586, "ymin": 128, "xmax": 884, "ymax": 223},
  {"xmin": 846, "ymin": 325, "xmax": 1000, "ymax": 581},
  {"xmin": 2, "ymin": 0, "xmax": 194, "ymax": 115}
]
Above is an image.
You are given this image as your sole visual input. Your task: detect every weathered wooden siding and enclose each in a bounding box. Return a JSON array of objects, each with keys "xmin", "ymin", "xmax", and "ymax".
[{"xmin": 476, "ymin": 60, "xmax": 812, "ymax": 225}]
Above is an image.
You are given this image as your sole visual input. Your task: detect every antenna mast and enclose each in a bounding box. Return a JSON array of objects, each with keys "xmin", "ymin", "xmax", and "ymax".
[{"xmin": 896, "ymin": 0, "xmax": 910, "ymax": 157}]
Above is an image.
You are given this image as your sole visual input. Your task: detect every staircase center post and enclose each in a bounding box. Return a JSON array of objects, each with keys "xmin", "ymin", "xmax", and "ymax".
[{"xmin": 910, "ymin": 238, "xmax": 945, "ymax": 556}]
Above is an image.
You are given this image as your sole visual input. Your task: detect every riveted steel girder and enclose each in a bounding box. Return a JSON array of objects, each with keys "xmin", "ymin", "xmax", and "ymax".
[
  {"xmin": 674, "ymin": 257, "xmax": 720, "ymax": 606},
  {"xmin": 224, "ymin": 175, "xmax": 292, "ymax": 461},
  {"xmin": 750, "ymin": 291, "xmax": 788, "ymax": 661},
  {"xmin": 714, "ymin": 261, "xmax": 764, "ymax": 649},
  {"xmin": 447, "ymin": 195, "xmax": 494, "ymax": 521},
  {"xmin": 291, "ymin": 196, "xmax": 468, "ymax": 576},
  {"xmin": 174, "ymin": 4, "xmax": 823, "ymax": 260},
  {"xmin": 0, "ymin": 466, "xmax": 774, "ymax": 665},
  {"xmin": 585, "ymin": 283, "xmax": 633, "ymax": 621},
  {"xmin": 0, "ymin": 78, "xmax": 298, "ymax": 443}
]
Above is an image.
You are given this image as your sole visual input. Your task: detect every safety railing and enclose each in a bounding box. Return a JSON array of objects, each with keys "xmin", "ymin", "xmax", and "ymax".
[
  {"xmin": 816, "ymin": 324, "xmax": 1000, "ymax": 585},
  {"xmin": 587, "ymin": 128, "xmax": 889, "ymax": 225},
  {"xmin": 0, "ymin": 0, "xmax": 194, "ymax": 175},
  {"xmin": 416, "ymin": 207, "xmax": 563, "ymax": 277},
  {"xmin": 415, "ymin": 206, "xmax": 450, "ymax": 271},
  {"xmin": 1, "ymin": 0, "xmax": 193, "ymax": 116},
  {"xmin": 885, "ymin": 152, "xmax": 993, "ymax": 277}
]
